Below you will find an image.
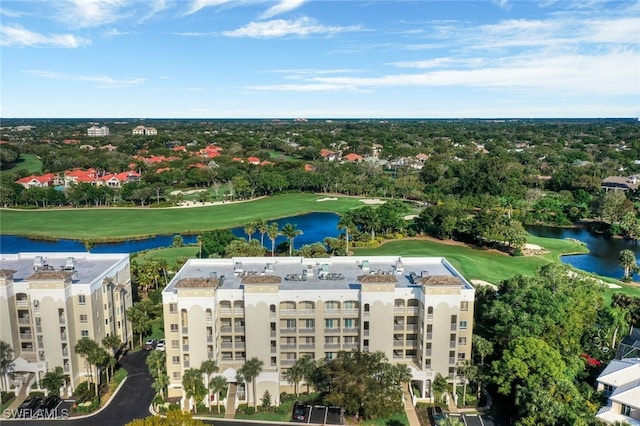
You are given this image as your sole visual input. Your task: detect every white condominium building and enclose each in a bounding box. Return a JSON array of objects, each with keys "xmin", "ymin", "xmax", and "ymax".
[
  {"xmin": 87, "ymin": 125, "xmax": 109, "ymax": 137},
  {"xmin": 162, "ymin": 256, "xmax": 475, "ymax": 406},
  {"xmin": 0, "ymin": 253, "xmax": 133, "ymax": 393}
]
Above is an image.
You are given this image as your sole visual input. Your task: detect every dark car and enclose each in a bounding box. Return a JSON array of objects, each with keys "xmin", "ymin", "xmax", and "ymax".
[
  {"xmin": 16, "ymin": 397, "xmax": 42, "ymax": 418},
  {"xmin": 144, "ymin": 338, "xmax": 157, "ymax": 350},
  {"xmin": 40, "ymin": 395, "xmax": 61, "ymax": 411},
  {"xmin": 292, "ymin": 401, "xmax": 308, "ymax": 423}
]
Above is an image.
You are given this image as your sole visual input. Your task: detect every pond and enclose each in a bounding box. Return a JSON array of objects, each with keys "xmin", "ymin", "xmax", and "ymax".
[
  {"xmin": 0, "ymin": 212, "xmax": 341, "ymax": 255},
  {"xmin": 526, "ymin": 225, "xmax": 639, "ymax": 281},
  {"xmin": 0, "ymin": 216, "xmax": 634, "ymax": 281}
]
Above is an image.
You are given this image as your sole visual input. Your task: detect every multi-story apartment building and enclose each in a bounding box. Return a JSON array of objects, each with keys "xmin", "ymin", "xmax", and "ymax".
[
  {"xmin": 162, "ymin": 256, "xmax": 474, "ymax": 407},
  {"xmin": 87, "ymin": 125, "xmax": 109, "ymax": 137},
  {"xmin": 132, "ymin": 125, "xmax": 158, "ymax": 136},
  {"xmin": 0, "ymin": 253, "xmax": 133, "ymax": 392}
]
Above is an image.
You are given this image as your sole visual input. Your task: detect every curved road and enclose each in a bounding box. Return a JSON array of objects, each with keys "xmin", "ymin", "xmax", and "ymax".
[{"xmin": 7, "ymin": 350, "xmax": 155, "ymax": 425}]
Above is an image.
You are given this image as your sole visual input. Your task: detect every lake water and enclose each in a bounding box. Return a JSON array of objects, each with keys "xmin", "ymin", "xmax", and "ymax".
[
  {"xmin": 0, "ymin": 214, "xmax": 633, "ymax": 281},
  {"xmin": 0, "ymin": 212, "xmax": 341, "ymax": 255},
  {"xmin": 526, "ymin": 225, "xmax": 639, "ymax": 281}
]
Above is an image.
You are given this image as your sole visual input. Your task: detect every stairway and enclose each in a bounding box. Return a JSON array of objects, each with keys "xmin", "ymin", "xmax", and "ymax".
[{"xmin": 225, "ymin": 382, "xmax": 237, "ymax": 419}]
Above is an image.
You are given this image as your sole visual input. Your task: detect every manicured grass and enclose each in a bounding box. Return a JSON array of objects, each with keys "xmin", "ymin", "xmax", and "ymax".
[
  {"xmin": 0, "ymin": 193, "xmax": 364, "ymax": 240},
  {"xmin": 0, "ymin": 154, "xmax": 42, "ymax": 175},
  {"xmin": 135, "ymin": 246, "xmax": 199, "ymax": 268}
]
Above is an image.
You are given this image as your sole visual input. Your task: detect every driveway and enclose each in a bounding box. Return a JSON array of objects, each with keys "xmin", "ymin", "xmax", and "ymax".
[{"xmin": 5, "ymin": 350, "xmax": 155, "ymax": 425}]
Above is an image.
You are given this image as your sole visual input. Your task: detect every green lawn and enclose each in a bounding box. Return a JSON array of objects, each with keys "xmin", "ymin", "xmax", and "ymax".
[
  {"xmin": 1, "ymin": 153, "xmax": 42, "ymax": 175},
  {"xmin": 0, "ymin": 193, "xmax": 364, "ymax": 241}
]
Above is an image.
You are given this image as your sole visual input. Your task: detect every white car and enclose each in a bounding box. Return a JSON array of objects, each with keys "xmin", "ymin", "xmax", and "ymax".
[{"xmin": 155, "ymin": 339, "xmax": 165, "ymax": 351}]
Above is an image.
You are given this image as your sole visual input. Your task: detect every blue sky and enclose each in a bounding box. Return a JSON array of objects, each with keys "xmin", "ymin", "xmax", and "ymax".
[{"xmin": 1, "ymin": 0, "xmax": 638, "ymax": 118}]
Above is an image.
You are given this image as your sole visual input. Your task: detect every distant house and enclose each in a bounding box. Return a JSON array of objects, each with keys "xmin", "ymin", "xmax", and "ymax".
[
  {"xmin": 132, "ymin": 125, "xmax": 158, "ymax": 136},
  {"xmin": 596, "ymin": 357, "xmax": 640, "ymax": 424},
  {"xmin": 15, "ymin": 173, "xmax": 56, "ymax": 189},
  {"xmin": 343, "ymin": 153, "xmax": 364, "ymax": 163},
  {"xmin": 97, "ymin": 171, "xmax": 140, "ymax": 187},
  {"xmin": 601, "ymin": 175, "xmax": 640, "ymax": 192},
  {"xmin": 87, "ymin": 125, "xmax": 109, "ymax": 137}
]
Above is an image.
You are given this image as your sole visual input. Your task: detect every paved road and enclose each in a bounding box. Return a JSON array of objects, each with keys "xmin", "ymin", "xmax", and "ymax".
[{"xmin": 4, "ymin": 350, "xmax": 155, "ymax": 425}]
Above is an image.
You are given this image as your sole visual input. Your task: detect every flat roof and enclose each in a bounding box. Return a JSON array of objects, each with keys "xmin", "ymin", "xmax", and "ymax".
[
  {"xmin": 0, "ymin": 252, "xmax": 128, "ymax": 285},
  {"xmin": 164, "ymin": 256, "xmax": 472, "ymax": 292}
]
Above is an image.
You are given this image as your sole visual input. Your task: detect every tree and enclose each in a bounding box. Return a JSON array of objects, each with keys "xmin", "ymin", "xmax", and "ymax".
[
  {"xmin": 432, "ymin": 373, "xmax": 448, "ymax": 405},
  {"xmin": 243, "ymin": 221, "xmax": 256, "ymax": 241},
  {"xmin": 281, "ymin": 223, "xmax": 302, "ymax": 256},
  {"xmin": 284, "ymin": 362, "xmax": 304, "ymax": 396},
  {"xmin": 200, "ymin": 360, "xmax": 219, "ymax": 412},
  {"xmin": 125, "ymin": 410, "xmax": 207, "ymax": 425},
  {"xmin": 126, "ymin": 304, "xmax": 151, "ymax": 347},
  {"xmin": 41, "ymin": 366, "xmax": 67, "ymax": 396},
  {"xmin": 209, "ymin": 375, "xmax": 228, "ymax": 414},
  {"xmin": 337, "ymin": 211, "xmax": 355, "ymax": 255},
  {"xmin": 147, "ymin": 350, "xmax": 168, "ymax": 399},
  {"xmin": 619, "ymin": 249, "xmax": 636, "ymax": 280},
  {"xmin": 267, "ymin": 222, "xmax": 280, "ymax": 257},
  {"xmin": 255, "ymin": 218, "xmax": 268, "ymax": 247},
  {"xmin": 237, "ymin": 357, "xmax": 264, "ymax": 409},
  {"xmin": 183, "ymin": 368, "xmax": 207, "ymax": 413},
  {"xmin": 0, "ymin": 340, "xmax": 14, "ymax": 403}
]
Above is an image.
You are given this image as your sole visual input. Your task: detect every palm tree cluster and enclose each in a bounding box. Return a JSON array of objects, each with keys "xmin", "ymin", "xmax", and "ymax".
[{"xmin": 181, "ymin": 360, "xmax": 228, "ymax": 413}]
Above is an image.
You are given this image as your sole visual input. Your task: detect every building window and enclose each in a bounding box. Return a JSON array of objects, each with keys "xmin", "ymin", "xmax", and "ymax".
[
  {"xmin": 81, "ymin": 330, "xmax": 89, "ymax": 337},
  {"xmin": 459, "ymin": 321, "xmax": 468, "ymax": 330},
  {"xmin": 170, "ymin": 324, "xmax": 179, "ymax": 333},
  {"xmin": 79, "ymin": 314, "xmax": 88, "ymax": 323},
  {"xmin": 78, "ymin": 295, "xmax": 86, "ymax": 305},
  {"xmin": 460, "ymin": 301, "xmax": 469, "ymax": 311}
]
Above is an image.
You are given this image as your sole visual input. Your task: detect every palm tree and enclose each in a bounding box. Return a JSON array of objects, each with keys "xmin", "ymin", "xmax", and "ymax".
[
  {"xmin": 209, "ymin": 375, "xmax": 228, "ymax": 413},
  {"xmin": 41, "ymin": 366, "xmax": 67, "ymax": 396},
  {"xmin": 337, "ymin": 211, "xmax": 355, "ymax": 255},
  {"xmin": 267, "ymin": 222, "xmax": 279, "ymax": 257},
  {"xmin": 237, "ymin": 357, "xmax": 264, "ymax": 409},
  {"xmin": 0, "ymin": 340, "xmax": 14, "ymax": 403},
  {"xmin": 619, "ymin": 249, "xmax": 637, "ymax": 280},
  {"xmin": 200, "ymin": 360, "xmax": 219, "ymax": 411},
  {"xmin": 284, "ymin": 363, "xmax": 303, "ymax": 396},
  {"xmin": 281, "ymin": 223, "xmax": 302, "ymax": 256},
  {"xmin": 244, "ymin": 221, "xmax": 256, "ymax": 241},
  {"xmin": 183, "ymin": 368, "xmax": 206, "ymax": 413},
  {"xmin": 255, "ymin": 218, "xmax": 268, "ymax": 247}
]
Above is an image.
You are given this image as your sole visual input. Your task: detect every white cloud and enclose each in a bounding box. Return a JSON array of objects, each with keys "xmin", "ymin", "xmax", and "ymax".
[
  {"xmin": 0, "ymin": 25, "xmax": 91, "ymax": 48},
  {"xmin": 247, "ymin": 50, "xmax": 639, "ymax": 96},
  {"xmin": 223, "ymin": 17, "xmax": 362, "ymax": 38},
  {"xmin": 261, "ymin": 0, "xmax": 306, "ymax": 19},
  {"xmin": 57, "ymin": 0, "xmax": 132, "ymax": 28},
  {"xmin": 25, "ymin": 70, "xmax": 144, "ymax": 88},
  {"xmin": 186, "ymin": 0, "xmax": 234, "ymax": 15}
]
